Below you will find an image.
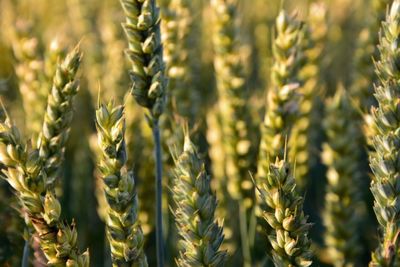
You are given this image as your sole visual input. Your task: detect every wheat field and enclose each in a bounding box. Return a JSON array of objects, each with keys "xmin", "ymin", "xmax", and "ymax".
[{"xmin": 0, "ymin": 0, "xmax": 398, "ymax": 266}]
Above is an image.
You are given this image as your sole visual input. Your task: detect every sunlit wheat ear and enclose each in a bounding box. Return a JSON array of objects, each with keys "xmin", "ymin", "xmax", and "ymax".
[
  {"xmin": 352, "ymin": 0, "xmax": 391, "ymax": 155},
  {"xmin": 289, "ymin": 3, "xmax": 328, "ymax": 190},
  {"xmin": 256, "ymin": 157, "xmax": 312, "ymax": 267},
  {"xmin": 124, "ymin": 95, "xmax": 156, "ymax": 236},
  {"xmin": 322, "ymin": 87, "xmax": 363, "ymax": 266},
  {"xmin": 98, "ymin": 15, "xmax": 128, "ymax": 100},
  {"xmin": 161, "ymin": 0, "xmax": 199, "ymax": 123},
  {"xmin": 351, "ymin": 0, "xmax": 391, "ymax": 112},
  {"xmin": 210, "ymin": 1, "xmax": 255, "ymax": 265},
  {"xmin": 37, "ymin": 46, "xmax": 82, "ymax": 190},
  {"xmin": 95, "ymin": 101, "xmax": 148, "ymax": 267},
  {"xmin": 211, "ymin": 0, "xmax": 253, "ymax": 204},
  {"xmin": 0, "ymin": 119, "xmax": 89, "ymax": 266},
  {"xmin": 120, "ymin": 0, "xmax": 167, "ymax": 120},
  {"xmin": 257, "ymin": 10, "xmax": 303, "ymax": 179},
  {"xmin": 255, "ymin": 10, "xmax": 304, "ymax": 261},
  {"xmin": 11, "ymin": 21, "xmax": 48, "ymax": 138},
  {"xmin": 171, "ymin": 132, "xmax": 227, "ymax": 267},
  {"xmin": 369, "ymin": 0, "xmax": 400, "ymax": 265}
]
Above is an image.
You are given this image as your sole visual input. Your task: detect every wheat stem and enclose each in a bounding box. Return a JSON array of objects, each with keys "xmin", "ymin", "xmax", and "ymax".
[
  {"xmin": 238, "ymin": 201, "xmax": 251, "ymax": 266},
  {"xmin": 152, "ymin": 119, "xmax": 165, "ymax": 267},
  {"xmin": 21, "ymin": 238, "xmax": 29, "ymax": 267}
]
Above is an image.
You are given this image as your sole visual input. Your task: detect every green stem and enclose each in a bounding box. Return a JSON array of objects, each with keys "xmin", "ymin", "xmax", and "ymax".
[
  {"xmin": 21, "ymin": 238, "xmax": 29, "ymax": 267},
  {"xmin": 153, "ymin": 119, "xmax": 164, "ymax": 267},
  {"xmin": 239, "ymin": 201, "xmax": 251, "ymax": 267},
  {"xmin": 248, "ymin": 206, "xmax": 257, "ymax": 248}
]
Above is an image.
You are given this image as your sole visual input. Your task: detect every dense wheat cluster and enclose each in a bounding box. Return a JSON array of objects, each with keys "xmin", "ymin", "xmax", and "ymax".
[{"xmin": 1, "ymin": 0, "xmax": 400, "ymax": 267}]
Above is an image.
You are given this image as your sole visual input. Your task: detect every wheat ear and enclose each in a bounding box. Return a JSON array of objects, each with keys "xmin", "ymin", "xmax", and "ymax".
[
  {"xmin": 289, "ymin": 3, "xmax": 327, "ymax": 190},
  {"xmin": 257, "ymin": 10, "xmax": 303, "ymax": 181},
  {"xmin": 96, "ymin": 102, "xmax": 147, "ymax": 266},
  {"xmin": 161, "ymin": 0, "xmax": 199, "ymax": 122},
  {"xmin": 369, "ymin": 0, "xmax": 400, "ymax": 265},
  {"xmin": 0, "ymin": 119, "xmax": 89, "ymax": 266},
  {"xmin": 210, "ymin": 0, "xmax": 255, "ymax": 264},
  {"xmin": 121, "ymin": 0, "xmax": 167, "ymax": 120},
  {"xmin": 322, "ymin": 87, "xmax": 363, "ymax": 266},
  {"xmin": 171, "ymin": 132, "xmax": 227, "ymax": 267},
  {"xmin": 38, "ymin": 46, "xmax": 82, "ymax": 189},
  {"xmin": 11, "ymin": 21, "xmax": 47, "ymax": 138},
  {"xmin": 256, "ymin": 156, "xmax": 312, "ymax": 266}
]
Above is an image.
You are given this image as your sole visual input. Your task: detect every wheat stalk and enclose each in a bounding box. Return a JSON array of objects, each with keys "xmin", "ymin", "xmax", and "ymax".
[
  {"xmin": 369, "ymin": 0, "xmax": 400, "ymax": 265},
  {"xmin": 95, "ymin": 101, "xmax": 147, "ymax": 266},
  {"xmin": 321, "ymin": 87, "xmax": 363, "ymax": 266},
  {"xmin": 171, "ymin": 132, "xmax": 227, "ymax": 267},
  {"xmin": 120, "ymin": 1, "xmax": 168, "ymax": 264}
]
